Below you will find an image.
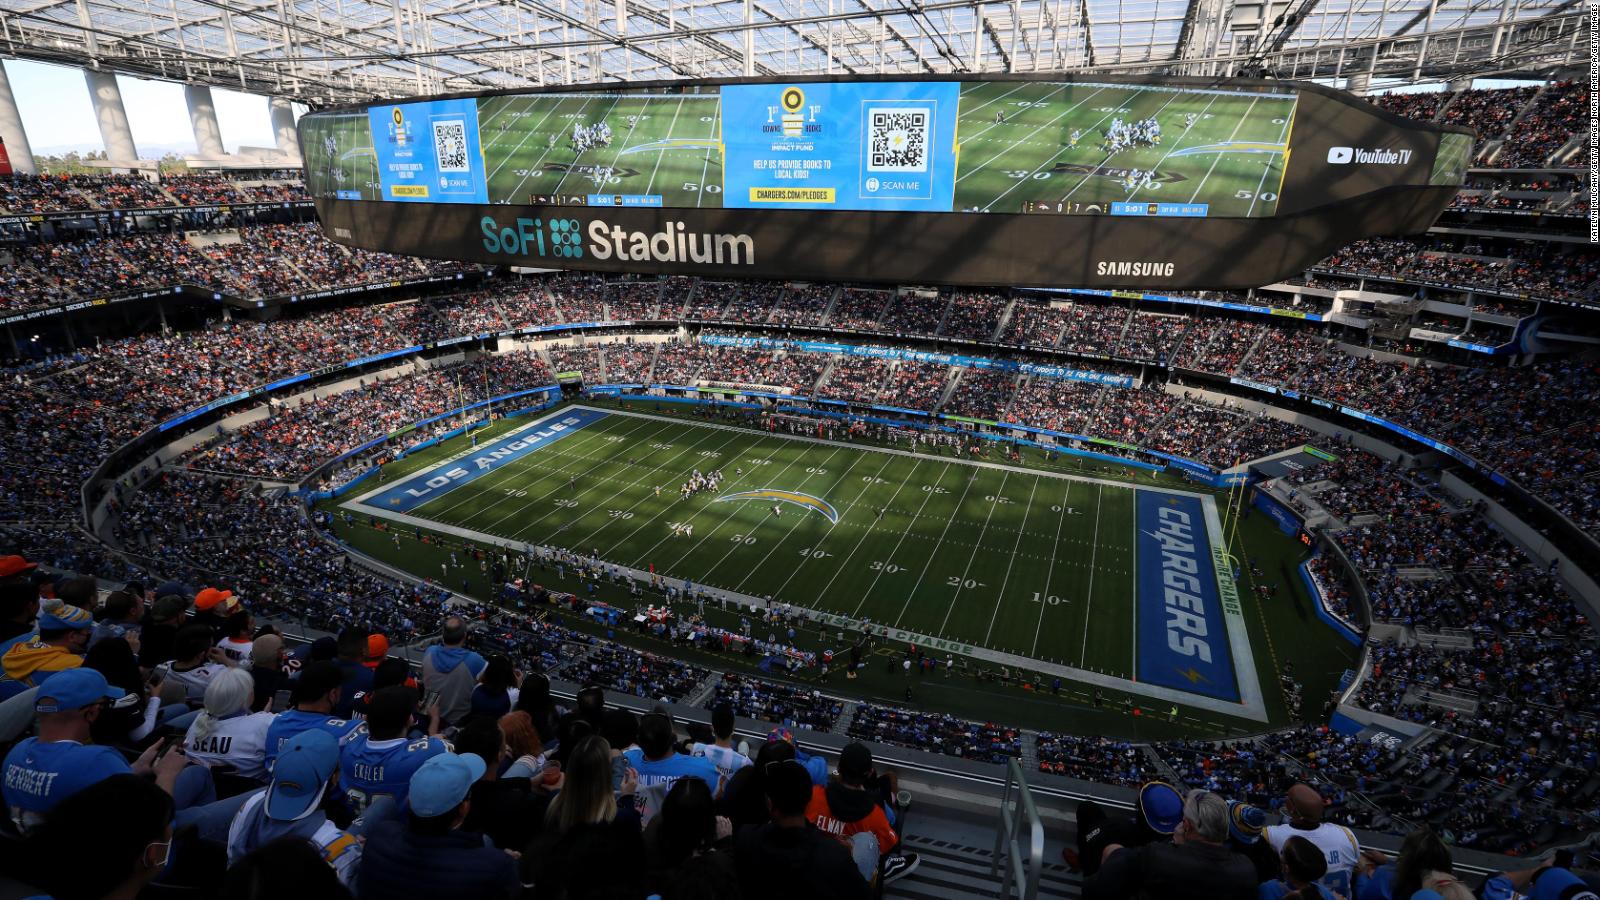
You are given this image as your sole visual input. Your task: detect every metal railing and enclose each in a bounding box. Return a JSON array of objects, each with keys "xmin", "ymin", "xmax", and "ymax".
[{"xmin": 990, "ymin": 758, "xmax": 1046, "ymax": 900}]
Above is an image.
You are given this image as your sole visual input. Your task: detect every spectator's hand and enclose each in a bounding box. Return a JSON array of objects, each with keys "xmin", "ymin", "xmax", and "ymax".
[
  {"xmin": 123, "ymin": 630, "xmax": 141, "ymax": 654},
  {"xmin": 207, "ymin": 647, "xmax": 235, "ymax": 666},
  {"xmin": 154, "ymin": 743, "xmax": 190, "ymax": 779},
  {"xmin": 619, "ymin": 767, "xmax": 638, "ymax": 797},
  {"xmin": 131, "ymin": 740, "xmax": 164, "ymax": 776},
  {"xmin": 715, "ymin": 816, "xmax": 733, "ymax": 841}
]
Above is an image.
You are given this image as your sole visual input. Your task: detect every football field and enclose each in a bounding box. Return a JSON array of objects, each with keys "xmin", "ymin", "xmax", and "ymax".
[
  {"xmin": 344, "ymin": 404, "xmax": 1269, "ymax": 720},
  {"xmin": 478, "ymin": 93, "xmax": 724, "ymax": 206},
  {"xmin": 953, "ymin": 81, "xmax": 1296, "ymax": 216},
  {"xmin": 301, "ymin": 111, "xmax": 381, "ymax": 201}
]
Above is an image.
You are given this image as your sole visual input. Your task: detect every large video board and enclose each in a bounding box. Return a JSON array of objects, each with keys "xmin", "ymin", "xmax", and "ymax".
[{"xmin": 301, "ymin": 75, "xmax": 1468, "ymax": 289}]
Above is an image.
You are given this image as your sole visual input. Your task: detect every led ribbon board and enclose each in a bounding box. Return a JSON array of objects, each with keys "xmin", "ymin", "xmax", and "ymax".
[{"xmin": 302, "ymin": 75, "xmax": 1469, "ymax": 290}]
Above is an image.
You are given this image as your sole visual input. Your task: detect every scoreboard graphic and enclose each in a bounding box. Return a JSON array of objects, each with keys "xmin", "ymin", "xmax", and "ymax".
[
  {"xmin": 302, "ymin": 74, "xmax": 1469, "ymax": 289},
  {"xmin": 307, "ymin": 80, "xmax": 1305, "ymax": 218}
]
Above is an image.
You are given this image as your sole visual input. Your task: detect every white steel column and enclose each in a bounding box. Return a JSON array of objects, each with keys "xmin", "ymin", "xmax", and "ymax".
[
  {"xmin": 0, "ymin": 61, "xmax": 37, "ymax": 174},
  {"xmin": 269, "ymin": 97, "xmax": 300, "ymax": 160},
  {"xmin": 185, "ymin": 84, "xmax": 226, "ymax": 158},
  {"xmin": 84, "ymin": 69, "xmax": 138, "ymax": 162}
]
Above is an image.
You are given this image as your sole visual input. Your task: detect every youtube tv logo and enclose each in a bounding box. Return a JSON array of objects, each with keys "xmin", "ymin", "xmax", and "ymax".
[{"xmin": 1327, "ymin": 146, "xmax": 1354, "ymax": 164}]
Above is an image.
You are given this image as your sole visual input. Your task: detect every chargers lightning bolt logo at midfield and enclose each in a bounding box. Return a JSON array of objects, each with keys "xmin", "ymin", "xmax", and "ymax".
[{"xmin": 715, "ymin": 490, "xmax": 839, "ymax": 523}]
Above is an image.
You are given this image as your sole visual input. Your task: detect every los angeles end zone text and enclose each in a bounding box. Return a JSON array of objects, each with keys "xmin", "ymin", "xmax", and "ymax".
[{"xmin": 344, "ymin": 406, "xmax": 1267, "ymax": 721}]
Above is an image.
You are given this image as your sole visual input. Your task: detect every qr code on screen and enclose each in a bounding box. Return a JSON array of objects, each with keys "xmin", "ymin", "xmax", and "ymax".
[
  {"xmin": 433, "ymin": 120, "xmax": 469, "ymax": 172},
  {"xmin": 867, "ymin": 108, "xmax": 929, "ymax": 173}
]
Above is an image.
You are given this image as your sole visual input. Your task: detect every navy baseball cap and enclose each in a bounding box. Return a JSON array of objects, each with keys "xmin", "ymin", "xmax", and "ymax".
[
  {"xmin": 408, "ymin": 752, "xmax": 486, "ymax": 818},
  {"xmin": 1227, "ymin": 800, "xmax": 1267, "ymax": 844},
  {"xmin": 1138, "ymin": 781, "xmax": 1184, "ymax": 835},
  {"xmin": 34, "ymin": 668, "xmax": 125, "ymax": 712},
  {"xmin": 266, "ymin": 730, "xmax": 341, "ymax": 821}
]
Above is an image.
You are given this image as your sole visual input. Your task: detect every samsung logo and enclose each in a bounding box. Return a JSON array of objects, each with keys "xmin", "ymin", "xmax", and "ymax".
[
  {"xmin": 1327, "ymin": 146, "xmax": 1412, "ymax": 165},
  {"xmin": 1096, "ymin": 260, "xmax": 1175, "ymax": 277}
]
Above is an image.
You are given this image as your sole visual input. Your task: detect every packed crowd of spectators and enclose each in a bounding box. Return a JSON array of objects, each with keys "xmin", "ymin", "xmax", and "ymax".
[
  {"xmin": 1036, "ymin": 733, "xmax": 1147, "ymax": 784},
  {"xmin": 815, "ymin": 356, "xmax": 891, "ymax": 402},
  {"xmin": 180, "ymin": 354, "xmax": 554, "ymax": 480},
  {"xmin": 939, "ymin": 291, "xmax": 1008, "ymax": 341},
  {"xmin": 877, "ymin": 292, "xmax": 948, "ymax": 334},
  {"xmin": 827, "ymin": 289, "xmax": 892, "ymax": 331},
  {"xmin": 846, "ymin": 704, "xmax": 1023, "ymax": 764},
  {"xmin": 711, "ymin": 673, "xmax": 842, "ymax": 731},
  {"xmin": 874, "ymin": 360, "xmax": 950, "ymax": 411},
  {"xmin": 4, "ymin": 222, "xmax": 470, "ymax": 310}
]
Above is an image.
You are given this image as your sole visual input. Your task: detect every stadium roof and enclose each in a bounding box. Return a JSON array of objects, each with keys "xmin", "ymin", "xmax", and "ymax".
[{"xmin": 0, "ymin": 0, "xmax": 1585, "ymax": 105}]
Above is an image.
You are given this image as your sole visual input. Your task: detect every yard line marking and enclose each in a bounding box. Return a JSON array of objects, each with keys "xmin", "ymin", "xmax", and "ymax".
[
  {"xmin": 1077, "ymin": 482, "xmax": 1104, "ymax": 666},
  {"xmin": 938, "ymin": 471, "xmax": 1010, "ymax": 636},
  {"xmin": 1029, "ymin": 480, "xmax": 1073, "ymax": 658},
  {"xmin": 976, "ymin": 85, "xmax": 1138, "ymax": 210},
  {"xmin": 508, "ymin": 421, "xmax": 734, "ymax": 542},
  {"xmin": 815, "ymin": 457, "xmax": 924, "ymax": 608},
  {"xmin": 549, "ymin": 93, "xmax": 628, "ymax": 197},
  {"xmin": 695, "ymin": 96, "xmax": 721, "ymax": 209},
  {"xmin": 417, "ymin": 417, "xmax": 667, "ymax": 525},
  {"xmin": 730, "ymin": 450, "xmax": 875, "ymax": 596},
  {"xmin": 893, "ymin": 465, "xmax": 980, "ymax": 627},
  {"xmin": 956, "ymin": 85, "xmax": 1100, "ymax": 186},
  {"xmin": 766, "ymin": 452, "xmax": 897, "ymax": 601},
  {"xmin": 953, "ymin": 83, "xmax": 1069, "ymax": 169},
  {"xmin": 488, "ymin": 94, "xmax": 580, "ymax": 182},
  {"xmin": 1187, "ymin": 97, "xmax": 1261, "ymax": 205},
  {"xmin": 849, "ymin": 461, "xmax": 950, "ymax": 619},
  {"xmin": 984, "ymin": 475, "xmax": 1039, "ymax": 646},
  {"xmin": 1118, "ymin": 93, "xmax": 1220, "ymax": 206},
  {"xmin": 620, "ymin": 433, "xmax": 799, "ymax": 568},
  {"xmin": 591, "ymin": 403, "xmax": 1215, "ymax": 499},
  {"xmin": 643, "ymin": 96, "xmax": 687, "ymax": 196},
  {"xmin": 418, "ymin": 415, "xmax": 665, "ymax": 521},
  {"xmin": 687, "ymin": 445, "xmax": 847, "ymax": 578},
  {"xmin": 503, "ymin": 94, "xmax": 598, "ymax": 200},
  {"xmin": 1246, "ymin": 102, "xmax": 1296, "ymax": 216},
  {"xmin": 1059, "ymin": 89, "xmax": 1190, "ymax": 205},
  {"xmin": 560, "ymin": 426, "xmax": 755, "ymax": 550}
]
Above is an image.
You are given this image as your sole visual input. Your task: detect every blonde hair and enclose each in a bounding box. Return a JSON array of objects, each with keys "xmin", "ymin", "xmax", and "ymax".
[
  {"xmin": 545, "ymin": 735, "xmax": 615, "ymax": 833},
  {"xmin": 190, "ymin": 667, "xmax": 254, "ymax": 743}
]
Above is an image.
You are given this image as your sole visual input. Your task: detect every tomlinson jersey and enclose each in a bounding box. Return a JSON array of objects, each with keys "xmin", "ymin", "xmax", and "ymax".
[
  {"xmin": 621, "ymin": 748, "xmax": 721, "ymax": 794},
  {"xmin": 264, "ymin": 711, "xmax": 366, "ymax": 769},
  {"xmin": 340, "ymin": 735, "xmax": 447, "ymax": 813}
]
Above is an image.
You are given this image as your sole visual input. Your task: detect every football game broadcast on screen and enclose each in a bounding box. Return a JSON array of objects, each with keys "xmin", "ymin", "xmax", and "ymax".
[{"xmin": 302, "ymin": 75, "xmax": 1470, "ymax": 289}]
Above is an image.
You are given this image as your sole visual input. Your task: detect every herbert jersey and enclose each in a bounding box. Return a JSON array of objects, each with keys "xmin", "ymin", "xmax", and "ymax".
[{"xmin": 3, "ymin": 739, "xmax": 130, "ymax": 830}]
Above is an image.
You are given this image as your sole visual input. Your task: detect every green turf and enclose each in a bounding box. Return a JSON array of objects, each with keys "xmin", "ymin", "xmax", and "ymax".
[
  {"xmin": 302, "ymin": 112, "xmax": 381, "ymax": 202},
  {"xmin": 478, "ymin": 93, "xmax": 724, "ymax": 206},
  {"xmin": 364, "ymin": 408, "xmax": 1150, "ymax": 673},
  {"xmin": 952, "ymin": 81, "xmax": 1296, "ymax": 216},
  {"xmin": 324, "ymin": 400, "xmax": 1359, "ymax": 738}
]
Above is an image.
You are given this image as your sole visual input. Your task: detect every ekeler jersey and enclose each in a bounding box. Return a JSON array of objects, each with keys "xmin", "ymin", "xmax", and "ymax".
[
  {"xmin": 264, "ymin": 710, "xmax": 366, "ymax": 770},
  {"xmin": 340, "ymin": 734, "xmax": 448, "ymax": 814},
  {"xmin": 1264, "ymin": 822, "xmax": 1361, "ymax": 899},
  {"xmin": 2, "ymin": 738, "xmax": 131, "ymax": 830}
]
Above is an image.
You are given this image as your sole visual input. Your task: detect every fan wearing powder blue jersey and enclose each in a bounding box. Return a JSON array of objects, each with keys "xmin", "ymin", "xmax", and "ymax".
[
  {"xmin": 340, "ymin": 685, "xmax": 446, "ymax": 815},
  {"xmin": 264, "ymin": 660, "xmax": 365, "ymax": 771}
]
